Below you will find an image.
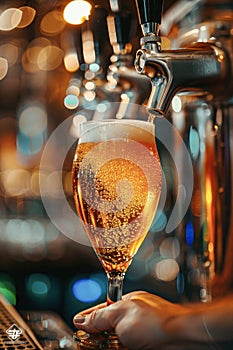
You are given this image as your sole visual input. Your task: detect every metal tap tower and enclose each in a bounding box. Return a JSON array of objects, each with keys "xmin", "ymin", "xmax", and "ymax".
[{"xmin": 135, "ymin": 0, "xmax": 233, "ymax": 301}]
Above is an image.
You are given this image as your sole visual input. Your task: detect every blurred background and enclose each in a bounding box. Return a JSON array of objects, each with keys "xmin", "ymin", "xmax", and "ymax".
[{"xmin": 0, "ymin": 0, "xmax": 204, "ymax": 329}]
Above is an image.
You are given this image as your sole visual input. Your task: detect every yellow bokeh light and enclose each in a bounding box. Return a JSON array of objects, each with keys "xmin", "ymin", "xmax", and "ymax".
[
  {"xmin": 30, "ymin": 170, "xmax": 41, "ymax": 196},
  {"xmin": 83, "ymin": 90, "xmax": 96, "ymax": 101},
  {"xmin": 37, "ymin": 45, "xmax": 64, "ymax": 71},
  {"xmin": 28, "ymin": 37, "xmax": 51, "ymax": 49},
  {"xmin": 26, "ymin": 46, "xmax": 42, "ymax": 64},
  {"xmin": 64, "ymin": 52, "xmax": 80, "ymax": 72},
  {"xmin": 208, "ymin": 242, "xmax": 214, "ymax": 254},
  {"xmin": 66, "ymin": 84, "xmax": 80, "ymax": 96},
  {"xmin": 154, "ymin": 259, "xmax": 179, "ymax": 282},
  {"xmin": 40, "ymin": 10, "xmax": 66, "ymax": 35},
  {"xmin": 0, "ymin": 57, "xmax": 8, "ymax": 80},
  {"xmin": 206, "ymin": 177, "xmax": 212, "ymax": 206},
  {"xmin": 22, "ymin": 46, "xmax": 41, "ymax": 73},
  {"xmin": 1, "ymin": 169, "xmax": 31, "ymax": 196},
  {"xmin": 0, "ymin": 44, "xmax": 19, "ymax": 68},
  {"xmin": 22, "ymin": 37, "xmax": 52, "ymax": 73},
  {"xmin": 63, "ymin": 0, "xmax": 92, "ymax": 25},
  {"xmin": 82, "ymin": 30, "xmax": 95, "ymax": 64}
]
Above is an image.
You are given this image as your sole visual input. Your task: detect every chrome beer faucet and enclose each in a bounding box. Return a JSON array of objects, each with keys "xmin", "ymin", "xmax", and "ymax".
[{"xmin": 134, "ymin": 0, "xmax": 232, "ymax": 117}]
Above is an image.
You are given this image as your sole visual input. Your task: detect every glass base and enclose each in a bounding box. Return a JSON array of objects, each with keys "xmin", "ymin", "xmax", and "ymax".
[{"xmin": 73, "ymin": 330, "xmax": 128, "ymax": 349}]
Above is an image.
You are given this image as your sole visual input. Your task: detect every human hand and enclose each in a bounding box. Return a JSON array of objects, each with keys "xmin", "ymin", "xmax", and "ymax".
[{"xmin": 73, "ymin": 291, "xmax": 195, "ymax": 350}]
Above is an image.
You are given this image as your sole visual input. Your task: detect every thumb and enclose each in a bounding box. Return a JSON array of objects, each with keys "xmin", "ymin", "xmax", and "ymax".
[{"xmin": 73, "ymin": 300, "xmax": 129, "ymax": 333}]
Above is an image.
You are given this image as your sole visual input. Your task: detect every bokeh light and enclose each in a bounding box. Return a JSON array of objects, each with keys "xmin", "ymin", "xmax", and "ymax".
[
  {"xmin": 30, "ymin": 279, "xmax": 49, "ymax": 295},
  {"xmin": 0, "ymin": 57, "xmax": 8, "ymax": 80},
  {"xmin": 26, "ymin": 274, "xmax": 62, "ymax": 308},
  {"xmin": 0, "ymin": 43, "xmax": 19, "ymax": 68},
  {"xmin": 186, "ymin": 221, "xmax": 195, "ymax": 246},
  {"xmin": 21, "ymin": 37, "xmax": 52, "ymax": 73},
  {"xmin": 26, "ymin": 274, "xmax": 51, "ymax": 296},
  {"xmin": 19, "ymin": 103, "xmax": 47, "ymax": 137},
  {"xmin": 63, "ymin": 0, "xmax": 92, "ymax": 25},
  {"xmin": 150, "ymin": 210, "xmax": 167, "ymax": 232},
  {"xmin": 189, "ymin": 126, "xmax": 200, "ymax": 160},
  {"xmin": 176, "ymin": 272, "xmax": 185, "ymax": 295},
  {"xmin": 159, "ymin": 237, "xmax": 180, "ymax": 259},
  {"xmin": 83, "ymin": 90, "xmax": 96, "ymax": 102},
  {"xmin": 153, "ymin": 258, "xmax": 180, "ymax": 282},
  {"xmin": 172, "ymin": 95, "xmax": 182, "ymax": 113},
  {"xmin": 0, "ymin": 274, "xmax": 16, "ymax": 305},
  {"xmin": 64, "ymin": 51, "xmax": 80, "ymax": 72},
  {"xmin": 90, "ymin": 63, "xmax": 100, "ymax": 73},
  {"xmin": 82, "ymin": 30, "xmax": 95, "ymax": 64},
  {"xmin": 1, "ymin": 169, "xmax": 31, "ymax": 196},
  {"xmin": 17, "ymin": 6, "xmax": 36, "ymax": 28},
  {"xmin": 72, "ymin": 278, "xmax": 102, "ymax": 303},
  {"xmin": 66, "ymin": 84, "xmax": 80, "ymax": 96},
  {"xmin": 64, "ymin": 94, "xmax": 79, "ymax": 109},
  {"xmin": 6, "ymin": 219, "xmax": 45, "ymax": 245},
  {"xmin": 40, "ymin": 10, "xmax": 65, "ymax": 35},
  {"xmin": 16, "ymin": 102, "xmax": 47, "ymax": 156},
  {"xmin": 17, "ymin": 131, "xmax": 44, "ymax": 156},
  {"xmin": 0, "ymin": 8, "xmax": 22, "ymax": 31},
  {"xmin": 37, "ymin": 45, "xmax": 63, "ymax": 71},
  {"xmin": 84, "ymin": 69, "xmax": 95, "ymax": 80}
]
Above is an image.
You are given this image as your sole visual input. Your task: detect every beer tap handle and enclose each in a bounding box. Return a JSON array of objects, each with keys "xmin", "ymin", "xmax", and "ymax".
[
  {"xmin": 108, "ymin": 11, "xmax": 134, "ymax": 56},
  {"xmin": 114, "ymin": 12, "xmax": 133, "ymax": 50},
  {"xmin": 135, "ymin": 0, "xmax": 164, "ymax": 37}
]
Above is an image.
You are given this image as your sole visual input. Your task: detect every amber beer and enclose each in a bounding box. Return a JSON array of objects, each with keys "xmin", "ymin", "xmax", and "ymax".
[{"xmin": 72, "ymin": 120, "xmax": 161, "ymax": 274}]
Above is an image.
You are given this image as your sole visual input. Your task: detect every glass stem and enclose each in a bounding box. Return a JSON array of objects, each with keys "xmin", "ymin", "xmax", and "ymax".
[{"xmin": 107, "ymin": 271, "xmax": 125, "ymax": 305}]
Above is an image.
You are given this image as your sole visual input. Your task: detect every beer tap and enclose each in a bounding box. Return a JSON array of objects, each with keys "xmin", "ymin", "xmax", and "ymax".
[
  {"xmin": 134, "ymin": 0, "xmax": 232, "ymax": 117},
  {"xmin": 134, "ymin": 0, "xmax": 233, "ymax": 301}
]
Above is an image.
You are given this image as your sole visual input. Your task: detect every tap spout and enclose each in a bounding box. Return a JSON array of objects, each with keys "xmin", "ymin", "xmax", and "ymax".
[{"xmin": 135, "ymin": 41, "xmax": 230, "ymax": 116}]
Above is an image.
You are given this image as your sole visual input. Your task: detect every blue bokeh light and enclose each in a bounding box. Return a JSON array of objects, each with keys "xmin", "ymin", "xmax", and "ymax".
[
  {"xmin": 64, "ymin": 94, "xmax": 79, "ymax": 109},
  {"xmin": 189, "ymin": 126, "xmax": 200, "ymax": 160},
  {"xmin": 150, "ymin": 210, "xmax": 167, "ymax": 232},
  {"xmin": 72, "ymin": 278, "xmax": 102, "ymax": 303},
  {"xmin": 186, "ymin": 221, "xmax": 195, "ymax": 246},
  {"xmin": 26, "ymin": 273, "xmax": 51, "ymax": 297},
  {"xmin": 176, "ymin": 271, "xmax": 185, "ymax": 295},
  {"xmin": 17, "ymin": 130, "xmax": 44, "ymax": 155},
  {"xmin": 31, "ymin": 280, "xmax": 48, "ymax": 295}
]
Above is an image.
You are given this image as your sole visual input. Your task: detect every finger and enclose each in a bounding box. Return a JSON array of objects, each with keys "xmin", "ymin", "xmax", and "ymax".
[
  {"xmin": 73, "ymin": 300, "xmax": 131, "ymax": 333},
  {"xmin": 73, "ymin": 291, "xmax": 147, "ymax": 321},
  {"xmin": 73, "ymin": 291, "xmax": 148, "ymax": 326}
]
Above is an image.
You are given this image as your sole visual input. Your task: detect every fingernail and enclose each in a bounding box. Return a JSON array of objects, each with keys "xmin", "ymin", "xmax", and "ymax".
[{"xmin": 74, "ymin": 315, "xmax": 86, "ymax": 324}]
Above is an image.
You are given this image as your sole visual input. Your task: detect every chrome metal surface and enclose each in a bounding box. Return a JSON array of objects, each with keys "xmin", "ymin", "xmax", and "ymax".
[
  {"xmin": 135, "ymin": 36, "xmax": 232, "ymax": 116},
  {"xmin": 135, "ymin": 0, "xmax": 233, "ymax": 301}
]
